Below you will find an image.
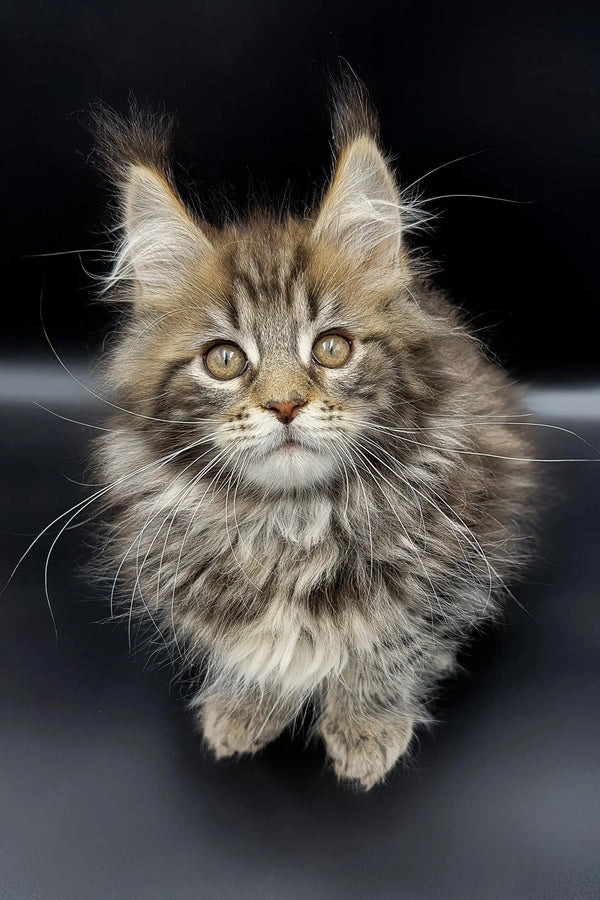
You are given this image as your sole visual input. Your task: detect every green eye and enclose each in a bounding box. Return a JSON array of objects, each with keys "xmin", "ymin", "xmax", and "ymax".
[
  {"xmin": 312, "ymin": 334, "xmax": 352, "ymax": 368},
  {"xmin": 204, "ymin": 343, "xmax": 247, "ymax": 380}
]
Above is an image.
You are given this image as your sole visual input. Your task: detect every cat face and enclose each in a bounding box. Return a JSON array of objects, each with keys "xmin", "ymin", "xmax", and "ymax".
[
  {"xmin": 187, "ymin": 264, "xmax": 359, "ymax": 492},
  {"xmin": 154, "ymin": 230, "xmax": 414, "ymax": 491},
  {"xmin": 100, "ymin": 114, "xmax": 434, "ymax": 493}
]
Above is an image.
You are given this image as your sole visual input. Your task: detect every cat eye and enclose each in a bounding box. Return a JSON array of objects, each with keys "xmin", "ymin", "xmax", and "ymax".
[
  {"xmin": 204, "ymin": 343, "xmax": 248, "ymax": 380},
  {"xmin": 312, "ymin": 334, "xmax": 352, "ymax": 368}
]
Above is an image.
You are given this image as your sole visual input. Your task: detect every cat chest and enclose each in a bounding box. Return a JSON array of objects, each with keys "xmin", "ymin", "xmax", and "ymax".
[
  {"xmin": 224, "ymin": 497, "xmax": 350, "ymax": 607},
  {"xmin": 188, "ymin": 497, "xmax": 373, "ymax": 689}
]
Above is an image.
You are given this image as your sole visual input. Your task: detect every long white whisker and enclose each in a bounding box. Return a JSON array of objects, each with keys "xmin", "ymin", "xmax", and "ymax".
[
  {"xmin": 32, "ymin": 402, "xmax": 114, "ymax": 432},
  {"xmin": 400, "ymin": 150, "xmax": 487, "ymax": 195},
  {"xmin": 229, "ymin": 450, "xmax": 267, "ymax": 573},
  {"xmin": 168, "ymin": 445, "xmax": 250, "ymax": 649},
  {"xmin": 343, "ymin": 434, "xmax": 446, "ymax": 631},
  {"xmin": 130, "ymin": 449, "xmax": 231, "ymax": 657},
  {"xmin": 224, "ymin": 448, "xmax": 264, "ymax": 592},
  {"xmin": 2, "ymin": 434, "xmax": 211, "ymax": 640},
  {"xmin": 347, "ymin": 432, "xmax": 501, "ymax": 619},
  {"xmin": 37, "ymin": 292, "xmax": 216, "ymax": 428},
  {"xmin": 330, "ymin": 437, "xmax": 375, "ymax": 596},
  {"xmin": 349, "ymin": 418, "xmax": 600, "ymax": 463},
  {"xmin": 118, "ymin": 449, "xmax": 217, "ymax": 645}
]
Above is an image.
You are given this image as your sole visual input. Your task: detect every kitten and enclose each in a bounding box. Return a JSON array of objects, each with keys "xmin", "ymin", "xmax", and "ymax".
[{"xmin": 92, "ymin": 79, "xmax": 537, "ymax": 789}]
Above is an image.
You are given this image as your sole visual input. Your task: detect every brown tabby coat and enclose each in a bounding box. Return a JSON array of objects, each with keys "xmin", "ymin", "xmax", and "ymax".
[{"xmin": 93, "ymin": 82, "xmax": 536, "ymax": 789}]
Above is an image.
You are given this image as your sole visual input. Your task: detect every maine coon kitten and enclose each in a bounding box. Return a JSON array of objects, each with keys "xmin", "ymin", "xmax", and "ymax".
[{"xmin": 93, "ymin": 81, "xmax": 537, "ymax": 789}]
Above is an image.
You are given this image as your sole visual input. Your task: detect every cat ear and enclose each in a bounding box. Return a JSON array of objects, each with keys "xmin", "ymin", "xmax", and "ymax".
[
  {"xmin": 92, "ymin": 103, "xmax": 212, "ymax": 304},
  {"xmin": 111, "ymin": 164, "xmax": 212, "ymax": 303},
  {"xmin": 313, "ymin": 135, "xmax": 402, "ymax": 268}
]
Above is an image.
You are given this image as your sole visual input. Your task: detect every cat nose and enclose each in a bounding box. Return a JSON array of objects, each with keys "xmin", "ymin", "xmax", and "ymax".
[{"xmin": 264, "ymin": 397, "xmax": 307, "ymax": 424}]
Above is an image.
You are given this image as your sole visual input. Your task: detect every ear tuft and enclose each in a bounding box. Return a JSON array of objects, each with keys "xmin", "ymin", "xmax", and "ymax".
[
  {"xmin": 328, "ymin": 64, "xmax": 380, "ymax": 153},
  {"xmin": 90, "ymin": 100, "xmax": 176, "ymax": 186}
]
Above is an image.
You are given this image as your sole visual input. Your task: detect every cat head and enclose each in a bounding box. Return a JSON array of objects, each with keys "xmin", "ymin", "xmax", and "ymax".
[{"xmin": 94, "ymin": 81, "xmax": 442, "ymax": 493}]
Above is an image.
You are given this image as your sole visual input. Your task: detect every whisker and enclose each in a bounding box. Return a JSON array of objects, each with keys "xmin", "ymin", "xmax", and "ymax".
[
  {"xmin": 168, "ymin": 445, "xmax": 250, "ymax": 646},
  {"xmin": 130, "ymin": 449, "xmax": 231, "ymax": 657},
  {"xmin": 2, "ymin": 435, "xmax": 211, "ymax": 637},
  {"xmin": 224, "ymin": 447, "xmax": 264, "ymax": 592},
  {"xmin": 112, "ymin": 447, "xmax": 215, "ymax": 627},
  {"xmin": 342, "ymin": 435, "xmax": 447, "ymax": 631},
  {"xmin": 32, "ymin": 402, "xmax": 113, "ymax": 432},
  {"xmin": 346, "ymin": 431, "xmax": 521, "ymax": 620},
  {"xmin": 400, "ymin": 150, "xmax": 488, "ymax": 195},
  {"xmin": 230, "ymin": 450, "xmax": 268, "ymax": 573},
  {"xmin": 330, "ymin": 437, "xmax": 375, "ymax": 595},
  {"xmin": 22, "ymin": 248, "xmax": 114, "ymax": 258},
  {"xmin": 349, "ymin": 417, "xmax": 600, "ymax": 463},
  {"xmin": 421, "ymin": 192, "xmax": 534, "ymax": 205},
  {"xmin": 37, "ymin": 288, "xmax": 216, "ymax": 428}
]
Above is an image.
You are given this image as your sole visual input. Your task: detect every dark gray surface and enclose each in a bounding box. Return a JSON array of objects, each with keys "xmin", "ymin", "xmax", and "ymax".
[{"xmin": 1, "ymin": 376, "xmax": 599, "ymax": 899}]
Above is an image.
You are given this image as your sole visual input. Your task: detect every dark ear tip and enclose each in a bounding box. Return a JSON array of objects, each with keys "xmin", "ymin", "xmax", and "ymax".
[
  {"xmin": 87, "ymin": 98, "xmax": 176, "ymax": 183},
  {"xmin": 328, "ymin": 60, "xmax": 380, "ymax": 152}
]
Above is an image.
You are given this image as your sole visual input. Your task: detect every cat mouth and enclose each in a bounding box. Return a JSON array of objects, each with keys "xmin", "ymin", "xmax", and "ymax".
[
  {"xmin": 257, "ymin": 429, "xmax": 321, "ymax": 458},
  {"xmin": 279, "ymin": 438, "xmax": 305, "ymax": 452},
  {"xmin": 275, "ymin": 434, "xmax": 317, "ymax": 454}
]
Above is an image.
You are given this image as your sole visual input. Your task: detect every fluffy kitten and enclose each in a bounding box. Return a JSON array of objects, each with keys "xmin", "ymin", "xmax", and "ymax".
[{"xmin": 93, "ymin": 81, "xmax": 537, "ymax": 789}]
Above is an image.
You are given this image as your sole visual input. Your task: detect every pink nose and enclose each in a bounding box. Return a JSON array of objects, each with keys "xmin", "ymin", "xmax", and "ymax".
[{"xmin": 264, "ymin": 398, "xmax": 306, "ymax": 424}]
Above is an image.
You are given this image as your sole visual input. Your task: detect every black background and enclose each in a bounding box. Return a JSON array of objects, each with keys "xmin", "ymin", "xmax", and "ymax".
[{"xmin": 3, "ymin": 0, "xmax": 599, "ymax": 379}]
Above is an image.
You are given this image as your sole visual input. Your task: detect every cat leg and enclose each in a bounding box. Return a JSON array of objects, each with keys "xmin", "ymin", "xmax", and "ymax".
[
  {"xmin": 319, "ymin": 658, "xmax": 416, "ymax": 790},
  {"xmin": 198, "ymin": 686, "xmax": 297, "ymax": 759}
]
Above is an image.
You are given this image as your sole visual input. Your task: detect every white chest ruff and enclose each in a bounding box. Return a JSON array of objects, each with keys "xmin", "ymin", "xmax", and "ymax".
[{"xmin": 217, "ymin": 608, "xmax": 348, "ymax": 692}]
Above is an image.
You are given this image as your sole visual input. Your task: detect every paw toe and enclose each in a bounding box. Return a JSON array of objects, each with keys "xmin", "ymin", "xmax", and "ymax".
[{"xmin": 322, "ymin": 718, "xmax": 413, "ymax": 790}]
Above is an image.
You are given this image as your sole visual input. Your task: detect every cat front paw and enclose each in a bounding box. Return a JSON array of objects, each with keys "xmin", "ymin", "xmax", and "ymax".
[
  {"xmin": 199, "ymin": 694, "xmax": 287, "ymax": 760},
  {"xmin": 320, "ymin": 715, "xmax": 414, "ymax": 790}
]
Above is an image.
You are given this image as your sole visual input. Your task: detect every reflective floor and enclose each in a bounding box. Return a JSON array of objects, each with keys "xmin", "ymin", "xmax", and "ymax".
[{"xmin": 1, "ymin": 367, "xmax": 598, "ymax": 899}]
